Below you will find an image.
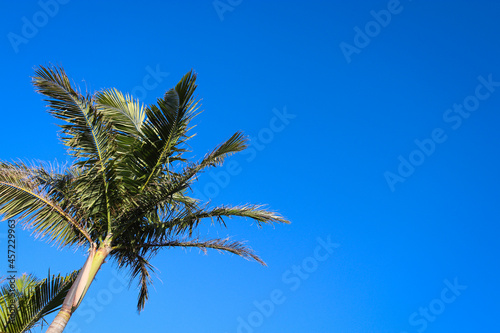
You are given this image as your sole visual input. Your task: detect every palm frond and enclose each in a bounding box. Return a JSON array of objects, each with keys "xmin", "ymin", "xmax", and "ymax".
[
  {"xmin": 95, "ymin": 88, "xmax": 146, "ymax": 136},
  {"xmin": 32, "ymin": 64, "xmax": 117, "ymax": 233},
  {"xmin": 113, "ymin": 132, "xmax": 248, "ymax": 234},
  {"xmin": 172, "ymin": 131, "xmax": 248, "ymax": 191},
  {"xmin": 132, "ymin": 70, "xmax": 199, "ymax": 193},
  {"xmin": 32, "ymin": 65, "xmax": 114, "ymax": 166},
  {"xmin": 0, "ymin": 161, "xmax": 92, "ymax": 247},
  {"xmin": 166, "ymin": 204, "xmax": 289, "ymax": 236},
  {"xmin": 125, "ymin": 204, "xmax": 288, "ymax": 248},
  {"xmin": 0, "ymin": 271, "xmax": 79, "ymax": 333},
  {"xmin": 112, "ymin": 251, "xmax": 155, "ymax": 312},
  {"xmin": 94, "ymin": 89, "xmax": 146, "ymax": 197},
  {"xmin": 139, "ymin": 238, "xmax": 266, "ymax": 266}
]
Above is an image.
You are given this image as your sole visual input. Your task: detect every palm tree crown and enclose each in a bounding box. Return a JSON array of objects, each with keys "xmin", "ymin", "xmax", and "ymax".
[{"xmin": 0, "ymin": 65, "xmax": 288, "ymax": 332}]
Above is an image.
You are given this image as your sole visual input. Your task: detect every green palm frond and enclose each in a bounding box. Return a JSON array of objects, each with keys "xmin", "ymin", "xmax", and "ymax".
[
  {"xmin": 95, "ymin": 88, "xmax": 146, "ymax": 136},
  {"xmin": 135, "ymin": 82, "xmax": 198, "ymax": 193},
  {"xmin": 113, "ymin": 251, "xmax": 155, "ymax": 312},
  {"xmin": 113, "ymin": 132, "xmax": 248, "ymax": 234},
  {"xmin": 32, "ymin": 65, "xmax": 117, "ymax": 233},
  {"xmin": 94, "ymin": 89, "xmax": 147, "ymax": 196},
  {"xmin": 175, "ymin": 69, "xmax": 198, "ymax": 113},
  {"xmin": 167, "ymin": 131, "xmax": 248, "ymax": 194},
  {"xmin": 165, "ymin": 204, "xmax": 289, "ymax": 236},
  {"xmin": 32, "ymin": 66, "xmax": 114, "ymax": 167},
  {"xmin": 0, "ymin": 271, "xmax": 79, "ymax": 333},
  {"xmin": 0, "ymin": 161, "xmax": 92, "ymax": 247},
  {"xmin": 138, "ymin": 238, "xmax": 266, "ymax": 266}
]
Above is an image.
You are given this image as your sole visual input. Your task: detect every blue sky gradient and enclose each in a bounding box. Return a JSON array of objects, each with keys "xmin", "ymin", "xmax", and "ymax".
[{"xmin": 1, "ymin": 1, "xmax": 500, "ymax": 332}]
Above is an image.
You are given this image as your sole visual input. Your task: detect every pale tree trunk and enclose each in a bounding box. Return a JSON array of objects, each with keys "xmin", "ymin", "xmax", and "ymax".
[{"xmin": 46, "ymin": 241, "xmax": 112, "ymax": 333}]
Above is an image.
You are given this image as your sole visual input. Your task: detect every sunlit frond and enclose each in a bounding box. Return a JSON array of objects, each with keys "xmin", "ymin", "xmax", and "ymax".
[
  {"xmin": 32, "ymin": 65, "xmax": 115, "ymax": 167},
  {"xmin": 32, "ymin": 64, "xmax": 119, "ymax": 234},
  {"xmin": 0, "ymin": 271, "xmax": 79, "ymax": 333},
  {"xmin": 0, "ymin": 161, "xmax": 92, "ymax": 247},
  {"xmin": 95, "ymin": 88, "xmax": 146, "ymax": 136}
]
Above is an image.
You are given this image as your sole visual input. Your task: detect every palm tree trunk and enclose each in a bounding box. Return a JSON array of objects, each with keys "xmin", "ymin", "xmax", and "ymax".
[{"xmin": 45, "ymin": 242, "xmax": 112, "ymax": 333}]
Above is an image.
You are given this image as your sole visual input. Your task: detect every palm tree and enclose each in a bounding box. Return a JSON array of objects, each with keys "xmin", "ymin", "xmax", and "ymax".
[
  {"xmin": 0, "ymin": 271, "xmax": 78, "ymax": 333},
  {"xmin": 0, "ymin": 65, "xmax": 289, "ymax": 332}
]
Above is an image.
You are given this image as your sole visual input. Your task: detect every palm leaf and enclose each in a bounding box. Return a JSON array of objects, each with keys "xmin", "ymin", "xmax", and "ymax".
[
  {"xmin": 133, "ymin": 71, "xmax": 200, "ymax": 193},
  {"xmin": 113, "ymin": 131, "xmax": 248, "ymax": 235},
  {"xmin": 0, "ymin": 161, "xmax": 92, "ymax": 247},
  {"xmin": 165, "ymin": 204, "xmax": 289, "ymax": 236},
  {"xmin": 94, "ymin": 89, "xmax": 147, "ymax": 196},
  {"xmin": 33, "ymin": 64, "xmax": 119, "ymax": 234},
  {"xmin": 95, "ymin": 88, "xmax": 145, "ymax": 136},
  {"xmin": 0, "ymin": 271, "xmax": 79, "ymax": 333},
  {"xmin": 168, "ymin": 131, "xmax": 248, "ymax": 193},
  {"xmin": 138, "ymin": 237, "xmax": 267, "ymax": 265},
  {"xmin": 32, "ymin": 66, "xmax": 114, "ymax": 166},
  {"xmin": 113, "ymin": 250, "xmax": 154, "ymax": 312}
]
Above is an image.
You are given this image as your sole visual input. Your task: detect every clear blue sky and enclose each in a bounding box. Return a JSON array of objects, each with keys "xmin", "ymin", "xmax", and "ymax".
[{"xmin": 1, "ymin": 1, "xmax": 500, "ymax": 332}]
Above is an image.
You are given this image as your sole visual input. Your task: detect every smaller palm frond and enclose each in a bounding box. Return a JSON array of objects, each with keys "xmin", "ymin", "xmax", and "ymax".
[
  {"xmin": 0, "ymin": 271, "xmax": 79, "ymax": 333},
  {"xmin": 180, "ymin": 131, "xmax": 248, "ymax": 181}
]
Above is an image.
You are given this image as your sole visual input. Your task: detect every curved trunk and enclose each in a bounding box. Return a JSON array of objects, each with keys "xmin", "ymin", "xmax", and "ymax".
[{"xmin": 45, "ymin": 242, "xmax": 112, "ymax": 333}]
